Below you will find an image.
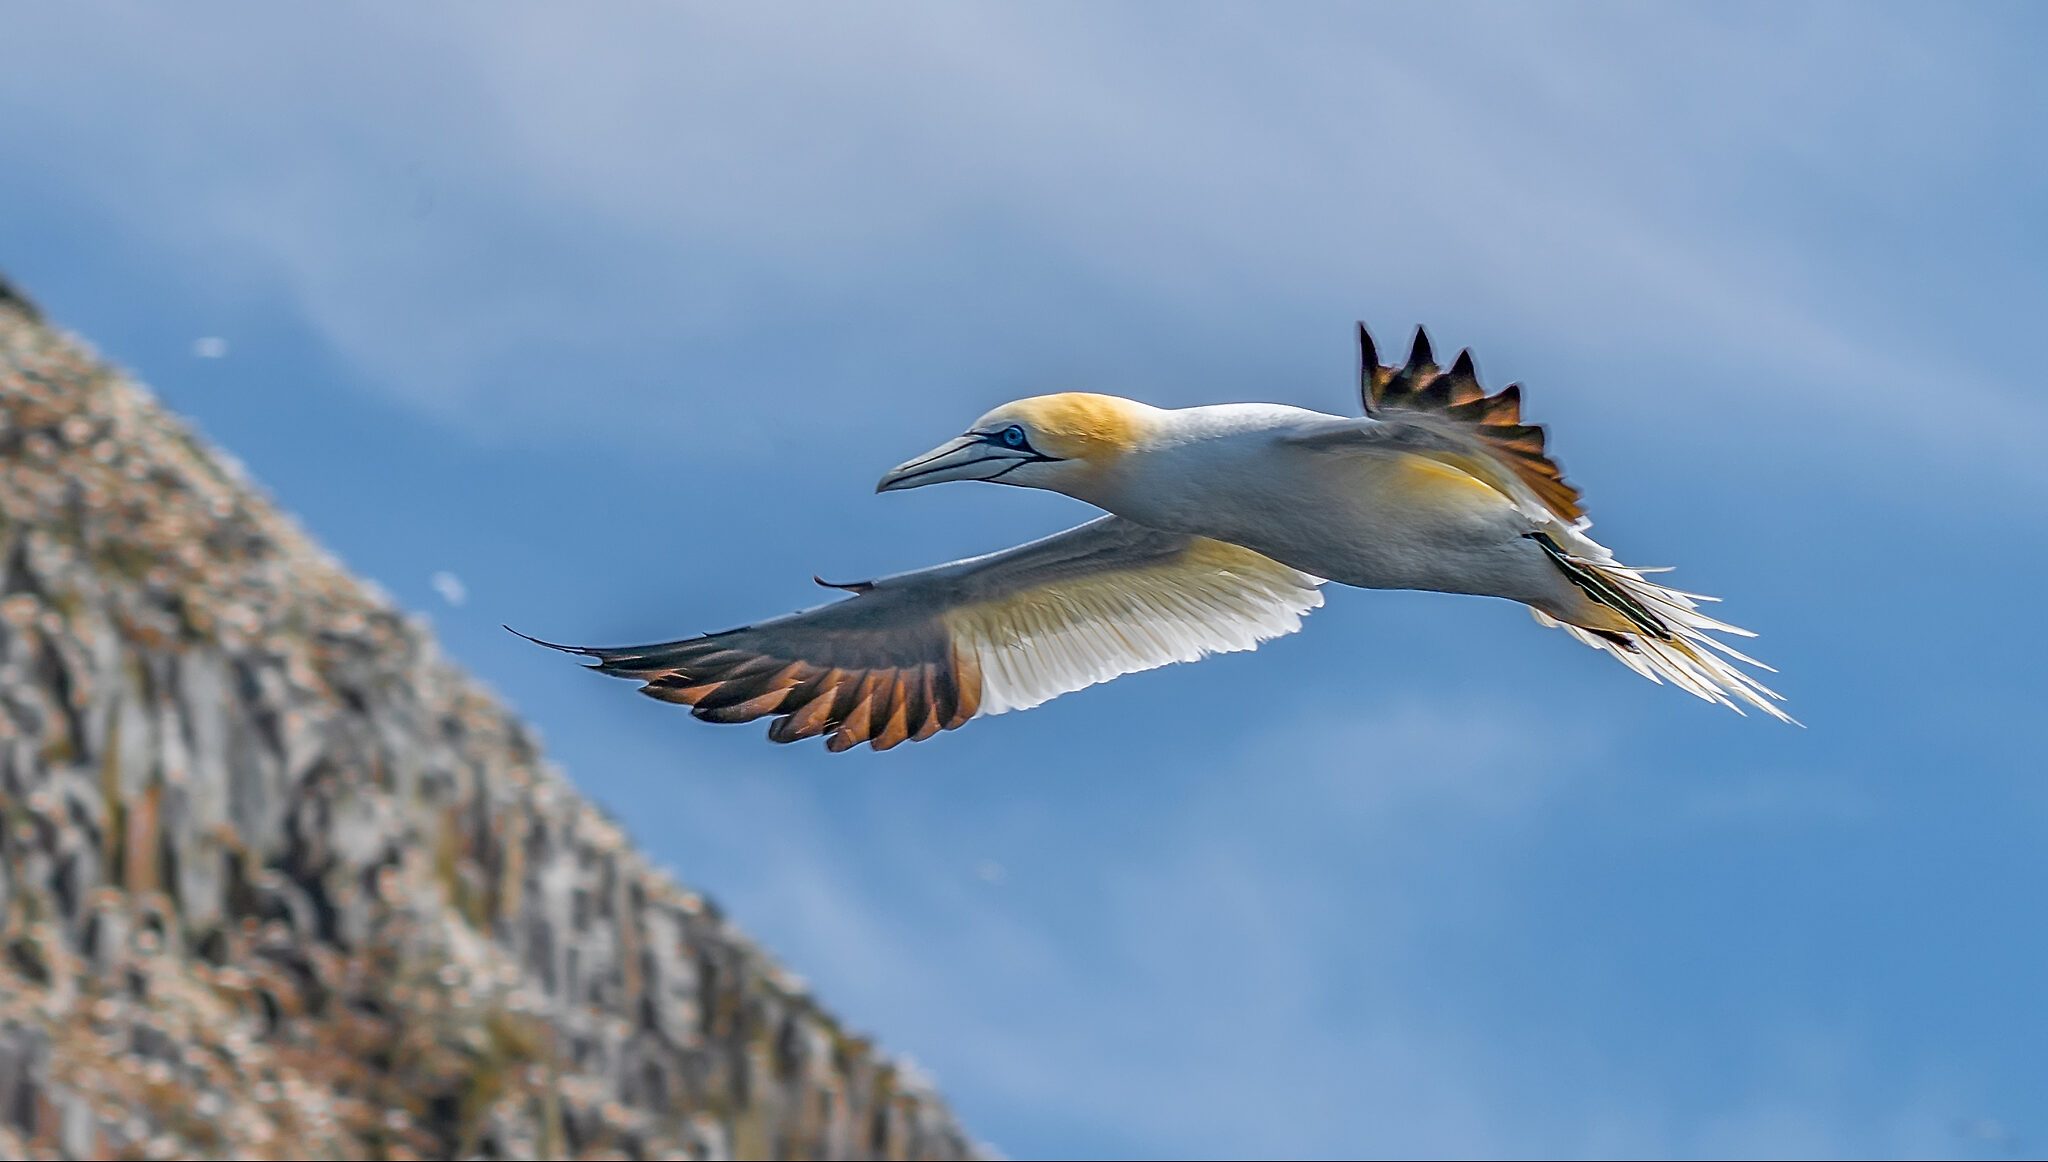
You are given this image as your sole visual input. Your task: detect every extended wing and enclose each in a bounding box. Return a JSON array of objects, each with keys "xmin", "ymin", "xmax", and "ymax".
[
  {"xmin": 514, "ymin": 516, "xmax": 1324, "ymax": 752},
  {"xmin": 1321, "ymin": 325, "xmax": 1790, "ymax": 721}
]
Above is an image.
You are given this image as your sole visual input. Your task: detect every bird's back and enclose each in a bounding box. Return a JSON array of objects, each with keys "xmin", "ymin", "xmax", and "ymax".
[{"xmin": 1097, "ymin": 403, "xmax": 1549, "ymax": 599}]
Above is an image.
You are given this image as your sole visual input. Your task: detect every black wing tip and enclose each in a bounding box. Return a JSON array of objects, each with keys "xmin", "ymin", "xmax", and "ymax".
[
  {"xmin": 503, "ymin": 624, "xmax": 601, "ymax": 657},
  {"xmin": 1408, "ymin": 325, "xmax": 1434, "ymax": 369},
  {"xmin": 1357, "ymin": 322, "xmax": 1443, "ymax": 375}
]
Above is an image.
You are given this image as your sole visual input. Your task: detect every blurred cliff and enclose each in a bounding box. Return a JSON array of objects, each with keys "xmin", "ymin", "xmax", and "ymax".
[{"xmin": 0, "ymin": 275, "xmax": 982, "ymax": 1161}]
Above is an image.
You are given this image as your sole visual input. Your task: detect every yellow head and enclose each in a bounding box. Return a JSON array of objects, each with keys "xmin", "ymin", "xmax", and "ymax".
[{"xmin": 877, "ymin": 393, "xmax": 1152, "ymax": 496}]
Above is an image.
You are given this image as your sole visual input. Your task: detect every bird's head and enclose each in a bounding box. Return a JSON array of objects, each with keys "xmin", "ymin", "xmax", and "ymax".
[{"xmin": 876, "ymin": 392, "xmax": 1152, "ymax": 498}]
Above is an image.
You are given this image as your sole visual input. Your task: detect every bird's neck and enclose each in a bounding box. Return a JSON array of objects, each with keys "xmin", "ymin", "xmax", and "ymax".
[{"xmin": 1048, "ymin": 409, "xmax": 1214, "ymax": 527}]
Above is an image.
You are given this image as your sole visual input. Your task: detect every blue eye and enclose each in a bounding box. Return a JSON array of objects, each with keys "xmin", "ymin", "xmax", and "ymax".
[{"xmin": 1000, "ymin": 424, "xmax": 1027, "ymax": 448}]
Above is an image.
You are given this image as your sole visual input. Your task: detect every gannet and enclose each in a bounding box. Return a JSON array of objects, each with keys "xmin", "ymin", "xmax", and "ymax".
[{"xmin": 515, "ymin": 325, "xmax": 1791, "ymax": 750}]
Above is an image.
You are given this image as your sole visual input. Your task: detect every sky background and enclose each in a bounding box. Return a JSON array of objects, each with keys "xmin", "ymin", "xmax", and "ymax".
[{"xmin": 5, "ymin": 4, "xmax": 2045, "ymax": 1158}]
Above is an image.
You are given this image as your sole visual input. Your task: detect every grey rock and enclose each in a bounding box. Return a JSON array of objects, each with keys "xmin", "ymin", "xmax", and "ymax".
[{"xmin": 0, "ymin": 284, "xmax": 986, "ymax": 1160}]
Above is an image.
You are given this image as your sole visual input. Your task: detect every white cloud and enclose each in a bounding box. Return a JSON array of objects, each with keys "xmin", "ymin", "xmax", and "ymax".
[
  {"xmin": 429, "ymin": 570, "xmax": 468, "ymax": 608},
  {"xmin": 191, "ymin": 335, "xmax": 228, "ymax": 358}
]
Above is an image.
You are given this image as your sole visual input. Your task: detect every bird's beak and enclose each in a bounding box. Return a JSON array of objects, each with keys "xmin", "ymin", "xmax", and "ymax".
[{"xmin": 877, "ymin": 435, "xmax": 1009, "ymax": 492}]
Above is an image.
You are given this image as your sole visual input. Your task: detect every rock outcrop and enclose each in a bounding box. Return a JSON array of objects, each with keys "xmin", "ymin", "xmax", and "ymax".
[{"xmin": 0, "ymin": 280, "xmax": 981, "ymax": 1160}]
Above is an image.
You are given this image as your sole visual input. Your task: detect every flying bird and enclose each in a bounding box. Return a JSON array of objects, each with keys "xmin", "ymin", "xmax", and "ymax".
[{"xmin": 513, "ymin": 325, "xmax": 1791, "ymax": 750}]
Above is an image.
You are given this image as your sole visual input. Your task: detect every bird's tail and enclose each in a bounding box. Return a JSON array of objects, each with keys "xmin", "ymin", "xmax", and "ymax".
[{"xmin": 1526, "ymin": 533, "xmax": 1796, "ymax": 724}]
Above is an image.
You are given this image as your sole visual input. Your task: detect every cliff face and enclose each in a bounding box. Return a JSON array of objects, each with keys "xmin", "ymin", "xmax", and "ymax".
[{"xmin": 0, "ymin": 282, "xmax": 981, "ymax": 1160}]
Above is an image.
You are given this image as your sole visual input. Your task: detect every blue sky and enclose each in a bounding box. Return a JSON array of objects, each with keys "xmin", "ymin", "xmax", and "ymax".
[{"xmin": 6, "ymin": 4, "xmax": 2045, "ymax": 1157}]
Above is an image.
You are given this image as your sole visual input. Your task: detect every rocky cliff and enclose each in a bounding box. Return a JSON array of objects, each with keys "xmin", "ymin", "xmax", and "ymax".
[{"xmin": 0, "ymin": 277, "xmax": 982, "ymax": 1160}]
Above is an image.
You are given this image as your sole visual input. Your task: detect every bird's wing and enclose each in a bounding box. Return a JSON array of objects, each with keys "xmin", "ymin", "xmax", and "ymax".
[
  {"xmin": 1342, "ymin": 323, "xmax": 1586, "ymax": 526},
  {"xmin": 514, "ymin": 515, "xmax": 1324, "ymax": 752}
]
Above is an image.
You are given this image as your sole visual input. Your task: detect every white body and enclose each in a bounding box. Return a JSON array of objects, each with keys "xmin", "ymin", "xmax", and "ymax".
[
  {"xmin": 1057, "ymin": 403, "xmax": 1593, "ymax": 621},
  {"xmin": 875, "ymin": 384, "xmax": 1788, "ymax": 723}
]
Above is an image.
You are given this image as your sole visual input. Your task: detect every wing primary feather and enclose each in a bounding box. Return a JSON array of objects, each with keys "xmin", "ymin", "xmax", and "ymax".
[
  {"xmin": 1349, "ymin": 327, "xmax": 1586, "ymax": 524},
  {"xmin": 909, "ymin": 665, "xmax": 945, "ymax": 741},
  {"xmin": 502, "ymin": 624, "xmax": 604, "ymax": 659},
  {"xmin": 1407, "ymin": 325, "xmax": 1435, "ymax": 371},
  {"xmin": 897, "ymin": 665, "xmax": 932, "ymax": 742},
  {"xmin": 928, "ymin": 653, "xmax": 962, "ymax": 729},
  {"xmin": 771, "ymin": 670, "xmax": 843, "ymax": 742},
  {"xmin": 870, "ymin": 695, "xmax": 914, "ymax": 751}
]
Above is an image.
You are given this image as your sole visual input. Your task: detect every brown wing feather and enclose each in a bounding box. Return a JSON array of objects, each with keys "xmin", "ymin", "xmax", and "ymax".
[
  {"xmin": 506, "ymin": 616, "xmax": 983, "ymax": 752},
  {"xmin": 1358, "ymin": 323, "xmax": 1585, "ymax": 523}
]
